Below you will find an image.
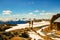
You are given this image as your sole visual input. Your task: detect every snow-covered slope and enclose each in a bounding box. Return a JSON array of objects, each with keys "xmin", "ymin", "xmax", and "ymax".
[{"xmin": 5, "ymin": 21, "xmax": 50, "ymax": 32}]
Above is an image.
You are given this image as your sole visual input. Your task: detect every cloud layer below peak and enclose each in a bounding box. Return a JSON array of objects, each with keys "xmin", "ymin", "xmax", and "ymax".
[{"xmin": 2, "ymin": 10, "xmax": 12, "ymax": 14}]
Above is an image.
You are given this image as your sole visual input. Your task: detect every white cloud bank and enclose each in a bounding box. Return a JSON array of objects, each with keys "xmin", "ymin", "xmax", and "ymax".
[
  {"xmin": 2, "ymin": 10, "xmax": 12, "ymax": 14},
  {"xmin": 0, "ymin": 12, "xmax": 57, "ymax": 21},
  {"xmin": 0, "ymin": 17, "xmax": 19, "ymax": 22},
  {"xmin": 23, "ymin": 10, "xmax": 57, "ymax": 19},
  {"xmin": 40, "ymin": 12, "xmax": 57, "ymax": 19},
  {"xmin": 0, "ymin": 10, "xmax": 58, "ymax": 21}
]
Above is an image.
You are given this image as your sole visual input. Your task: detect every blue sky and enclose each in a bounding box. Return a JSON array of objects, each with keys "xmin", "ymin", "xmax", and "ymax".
[{"xmin": 0, "ymin": 0, "xmax": 60, "ymax": 20}]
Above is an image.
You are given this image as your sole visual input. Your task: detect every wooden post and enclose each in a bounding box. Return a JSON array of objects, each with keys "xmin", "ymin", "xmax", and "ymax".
[{"xmin": 29, "ymin": 19, "xmax": 33, "ymax": 28}]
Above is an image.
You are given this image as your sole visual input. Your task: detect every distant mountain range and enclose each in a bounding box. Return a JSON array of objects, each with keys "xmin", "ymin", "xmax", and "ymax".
[{"xmin": 0, "ymin": 20, "xmax": 28, "ymax": 24}]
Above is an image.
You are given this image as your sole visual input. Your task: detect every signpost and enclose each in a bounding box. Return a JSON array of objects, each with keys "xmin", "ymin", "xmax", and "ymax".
[{"xmin": 29, "ymin": 18, "xmax": 33, "ymax": 28}]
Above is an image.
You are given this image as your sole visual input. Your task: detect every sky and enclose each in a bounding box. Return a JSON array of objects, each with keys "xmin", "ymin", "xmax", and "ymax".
[{"xmin": 0, "ymin": 0, "xmax": 60, "ymax": 21}]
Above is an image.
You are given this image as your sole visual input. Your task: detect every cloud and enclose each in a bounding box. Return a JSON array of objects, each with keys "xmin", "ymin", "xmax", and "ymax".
[
  {"xmin": 27, "ymin": 11, "xmax": 57, "ymax": 19},
  {"xmin": 34, "ymin": 10, "xmax": 40, "ymax": 12},
  {"xmin": 24, "ymin": 12, "xmax": 36, "ymax": 19},
  {"xmin": 0, "ymin": 18, "xmax": 15, "ymax": 22},
  {"xmin": 40, "ymin": 12, "xmax": 57, "ymax": 15},
  {"xmin": 2, "ymin": 10, "xmax": 12, "ymax": 14},
  {"xmin": 28, "ymin": 12, "xmax": 33, "ymax": 15},
  {"xmin": 40, "ymin": 12, "xmax": 57, "ymax": 19}
]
